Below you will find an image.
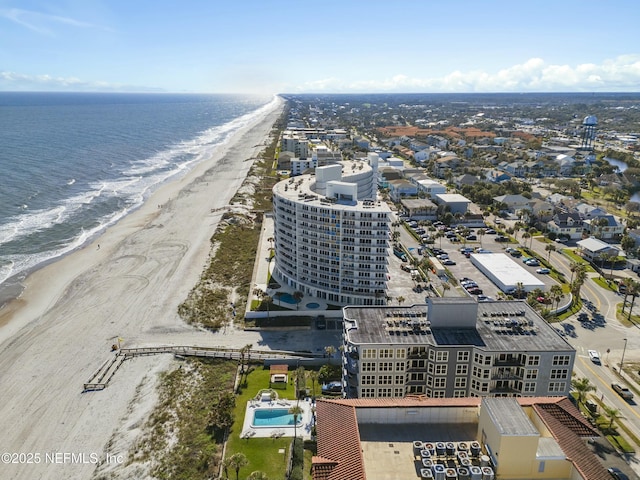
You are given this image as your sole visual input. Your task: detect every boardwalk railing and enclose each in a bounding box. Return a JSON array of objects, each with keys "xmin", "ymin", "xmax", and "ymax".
[{"xmin": 83, "ymin": 345, "xmax": 322, "ymax": 392}]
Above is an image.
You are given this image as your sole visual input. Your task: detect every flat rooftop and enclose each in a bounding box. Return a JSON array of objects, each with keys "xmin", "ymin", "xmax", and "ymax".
[
  {"xmin": 343, "ymin": 300, "xmax": 574, "ymax": 352},
  {"xmin": 470, "ymin": 253, "xmax": 545, "ymax": 291}
]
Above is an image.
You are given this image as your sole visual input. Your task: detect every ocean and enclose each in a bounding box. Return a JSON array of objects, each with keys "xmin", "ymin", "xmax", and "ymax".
[{"xmin": 0, "ymin": 92, "xmax": 275, "ymax": 306}]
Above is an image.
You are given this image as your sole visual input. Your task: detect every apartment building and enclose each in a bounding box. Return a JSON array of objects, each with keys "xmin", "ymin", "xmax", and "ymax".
[
  {"xmin": 342, "ymin": 298, "xmax": 576, "ymax": 398},
  {"xmin": 272, "ymin": 160, "xmax": 391, "ymax": 306}
]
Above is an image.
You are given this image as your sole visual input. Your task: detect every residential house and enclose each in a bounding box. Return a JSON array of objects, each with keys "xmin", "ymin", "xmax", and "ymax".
[
  {"xmin": 388, "ymin": 179, "xmax": 418, "ymax": 201},
  {"xmin": 485, "ymin": 169, "xmax": 512, "ymax": 183},
  {"xmin": 547, "ymin": 213, "xmax": 583, "ymax": 240},
  {"xmin": 576, "ymin": 237, "xmax": 620, "ymax": 263},
  {"xmin": 493, "ymin": 194, "xmax": 532, "ymax": 214},
  {"xmin": 504, "ymin": 161, "xmax": 526, "ymax": 177},
  {"xmin": 455, "ymin": 173, "xmax": 481, "ymax": 188},
  {"xmin": 574, "ymin": 203, "xmax": 608, "ymax": 219},
  {"xmin": 432, "ymin": 154, "xmax": 459, "ymax": 178},
  {"xmin": 583, "ymin": 215, "xmax": 624, "ymax": 240}
]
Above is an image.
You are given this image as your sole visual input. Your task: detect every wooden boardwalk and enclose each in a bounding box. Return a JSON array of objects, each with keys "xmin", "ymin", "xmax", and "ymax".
[{"xmin": 83, "ymin": 345, "xmax": 320, "ymax": 391}]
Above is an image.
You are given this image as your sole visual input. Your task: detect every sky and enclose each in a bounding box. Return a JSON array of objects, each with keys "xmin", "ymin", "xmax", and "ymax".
[{"xmin": 1, "ymin": 0, "xmax": 639, "ymax": 94}]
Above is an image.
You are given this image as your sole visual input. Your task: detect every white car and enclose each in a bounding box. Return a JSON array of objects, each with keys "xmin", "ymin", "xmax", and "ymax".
[{"xmin": 588, "ymin": 350, "xmax": 601, "ymax": 364}]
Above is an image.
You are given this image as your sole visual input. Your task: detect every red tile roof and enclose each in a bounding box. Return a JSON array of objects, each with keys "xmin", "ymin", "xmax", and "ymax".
[
  {"xmin": 314, "ymin": 396, "xmax": 611, "ymax": 480},
  {"xmin": 313, "ymin": 400, "xmax": 366, "ymax": 480},
  {"xmin": 533, "ymin": 399, "xmax": 609, "ymax": 480}
]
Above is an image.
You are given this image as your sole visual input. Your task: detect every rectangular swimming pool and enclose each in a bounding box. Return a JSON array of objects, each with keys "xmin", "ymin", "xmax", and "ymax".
[{"xmin": 251, "ymin": 408, "xmax": 301, "ymax": 427}]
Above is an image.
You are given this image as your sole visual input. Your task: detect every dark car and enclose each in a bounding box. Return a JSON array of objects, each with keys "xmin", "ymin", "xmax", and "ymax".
[
  {"xmin": 608, "ymin": 467, "xmax": 630, "ymax": 480},
  {"xmin": 322, "ymin": 381, "xmax": 342, "ymax": 394},
  {"xmin": 495, "ymin": 235, "xmax": 508, "ymax": 242}
]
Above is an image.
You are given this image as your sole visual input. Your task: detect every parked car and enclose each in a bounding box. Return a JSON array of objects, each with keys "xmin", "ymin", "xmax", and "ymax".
[
  {"xmin": 510, "ymin": 250, "xmax": 522, "ymax": 257},
  {"xmin": 467, "ymin": 287, "xmax": 483, "ymax": 295},
  {"xmin": 442, "ymin": 259, "xmax": 456, "ymax": 266},
  {"xmin": 322, "ymin": 381, "xmax": 343, "ymax": 394},
  {"xmin": 495, "ymin": 235, "xmax": 508, "ymax": 242},
  {"xmin": 536, "ymin": 268, "xmax": 550, "ymax": 274},
  {"xmin": 466, "ymin": 234, "xmax": 477, "ymax": 241},
  {"xmin": 612, "ymin": 383, "xmax": 634, "ymax": 400},
  {"xmin": 485, "ymin": 229, "xmax": 497, "ymax": 234},
  {"xmin": 608, "ymin": 467, "xmax": 630, "ymax": 480},
  {"xmin": 525, "ymin": 259, "xmax": 540, "ymax": 266},
  {"xmin": 588, "ymin": 350, "xmax": 601, "ymax": 364}
]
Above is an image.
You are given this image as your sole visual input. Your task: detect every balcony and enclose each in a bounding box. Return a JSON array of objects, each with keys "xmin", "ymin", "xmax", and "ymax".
[
  {"xmin": 491, "ymin": 371, "xmax": 523, "ymax": 381},
  {"xmin": 493, "ymin": 356, "xmax": 525, "ymax": 367}
]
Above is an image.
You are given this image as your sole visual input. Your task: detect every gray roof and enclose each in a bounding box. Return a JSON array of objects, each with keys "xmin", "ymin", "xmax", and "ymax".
[
  {"xmin": 483, "ymin": 398, "xmax": 539, "ymax": 436},
  {"xmin": 343, "ymin": 301, "xmax": 574, "ymax": 353}
]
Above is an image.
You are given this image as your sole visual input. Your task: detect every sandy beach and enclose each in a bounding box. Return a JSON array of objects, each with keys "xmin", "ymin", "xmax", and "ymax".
[{"xmin": 0, "ymin": 97, "xmax": 284, "ymax": 479}]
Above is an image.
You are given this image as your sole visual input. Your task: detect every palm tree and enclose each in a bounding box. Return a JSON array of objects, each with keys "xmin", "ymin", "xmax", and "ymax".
[
  {"xmin": 527, "ymin": 228, "xmax": 536, "ymax": 248},
  {"xmin": 514, "ymin": 282, "xmax": 525, "ymax": 299},
  {"xmin": 222, "ymin": 456, "xmax": 232, "ymax": 479},
  {"xmin": 571, "ymin": 377, "xmax": 595, "ymax": 406},
  {"xmin": 571, "ymin": 268, "xmax": 588, "ymax": 300},
  {"xmin": 545, "ymin": 244, "xmax": 556, "ymax": 262},
  {"xmin": 441, "ymin": 283, "xmax": 450, "ymax": 297},
  {"xmin": 289, "ymin": 404, "xmax": 304, "ymax": 439},
  {"xmin": 308, "ymin": 370, "xmax": 319, "ymax": 398},
  {"xmin": 228, "ymin": 452, "xmax": 249, "ymax": 480},
  {"xmin": 522, "ymin": 232, "xmax": 531, "ymax": 247},
  {"xmin": 549, "ymin": 284, "xmax": 564, "ymax": 315},
  {"xmin": 396, "ymin": 295, "xmax": 405, "ymax": 305},
  {"xmin": 602, "ymin": 405, "xmax": 623, "ymax": 430},
  {"xmin": 477, "ymin": 228, "xmax": 486, "ymax": 246},
  {"xmin": 292, "ymin": 290, "xmax": 304, "ymax": 310},
  {"xmin": 627, "ymin": 280, "xmax": 640, "ymax": 322},
  {"xmin": 569, "ymin": 261, "xmax": 584, "ymax": 285}
]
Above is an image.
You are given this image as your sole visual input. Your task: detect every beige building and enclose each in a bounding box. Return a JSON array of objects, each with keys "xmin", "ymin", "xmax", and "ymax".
[{"xmin": 312, "ymin": 396, "xmax": 608, "ymax": 480}]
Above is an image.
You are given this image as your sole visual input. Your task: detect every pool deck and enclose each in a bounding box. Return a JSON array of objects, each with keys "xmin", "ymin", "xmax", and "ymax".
[{"xmin": 240, "ymin": 398, "xmax": 314, "ymax": 439}]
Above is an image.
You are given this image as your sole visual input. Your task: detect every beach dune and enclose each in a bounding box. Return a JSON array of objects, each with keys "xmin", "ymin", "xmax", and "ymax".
[{"xmin": 0, "ymin": 97, "xmax": 285, "ymax": 479}]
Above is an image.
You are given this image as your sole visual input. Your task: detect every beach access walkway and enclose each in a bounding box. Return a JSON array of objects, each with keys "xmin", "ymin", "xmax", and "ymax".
[{"xmin": 82, "ymin": 344, "xmax": 323, "ymax": 392}]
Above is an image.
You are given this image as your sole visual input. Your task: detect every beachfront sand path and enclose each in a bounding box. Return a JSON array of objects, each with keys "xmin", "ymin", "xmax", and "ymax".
[{"xmin": 0, "ymin": 99, "xmax": 285, "ymax": 480}]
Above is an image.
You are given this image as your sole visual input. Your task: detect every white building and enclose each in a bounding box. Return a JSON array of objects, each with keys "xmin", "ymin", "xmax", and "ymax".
[
  {"xmin": 272, "ymin": 160, "xmax": 391, "ymax": 306},
  {"xmin": 470, "ymin": 253, "xmax": 545, "ymax": 293}
]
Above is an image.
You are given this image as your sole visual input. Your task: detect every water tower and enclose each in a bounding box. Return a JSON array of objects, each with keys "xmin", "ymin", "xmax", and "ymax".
[{"xmin": 580, "ymin": 115, "xmax": 597, "ymax": 151}]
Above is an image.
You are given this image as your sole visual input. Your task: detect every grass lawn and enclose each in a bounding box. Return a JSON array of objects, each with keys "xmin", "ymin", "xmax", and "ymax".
[
  {"xmin": 561, "ymin": 249, "xmax": 596, "ymax": 272},
  {"xmin": 224, "ymin": 365, "xmax": 316, "ymax": 480}
]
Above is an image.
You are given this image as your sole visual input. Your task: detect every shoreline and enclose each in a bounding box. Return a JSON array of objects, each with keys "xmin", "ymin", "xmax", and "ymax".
[{"xmin": 0, "ymin": 96, "xmax": 285, "ymax": 479}]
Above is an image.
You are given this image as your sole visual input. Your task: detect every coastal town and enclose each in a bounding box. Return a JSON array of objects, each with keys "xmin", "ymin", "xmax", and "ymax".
[
  {"xmin": 4, "ymin": 93, "xmax": 640, "ymax": 480},
  {"xmin": 244, "ymin": 93, "xmax": 640, "ymax": 480}
]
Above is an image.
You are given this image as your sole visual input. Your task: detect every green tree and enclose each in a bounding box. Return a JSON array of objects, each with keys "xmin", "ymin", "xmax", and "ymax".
[
  {"xmin": 545, "ymin": 243, "xmax": 556, "ymax": 262},
  {"xmin": 396, "ymin": 295, "xmax": 405, "ymax": 305},
  {"xmin": 228, "ymin": 452, "xmax": 249, "ymax": 480},
  {"xmin": 571, "ymin": 377, "xmax": 595, "ymax": 406},
  {"xmin": 289, "ymin": 404, "xmax": 304, "ymax": 439},
  {"xmin": 620, "ymin": 234, "xmax": 636, "ymax": 254},
  {"xmin": 307, "ymin": 370, "xmax": 319, "ymax": 398},
  {"xmin": 602, "ymin": 405, "xmax": 623, "ymax": 430},
  {"xmin": 293, "ymin": 291, "xmax": 304, "ymax": 310},
  {"xmin": 549, "ymin": 284, "xmax": 564, "ymax": 314}
]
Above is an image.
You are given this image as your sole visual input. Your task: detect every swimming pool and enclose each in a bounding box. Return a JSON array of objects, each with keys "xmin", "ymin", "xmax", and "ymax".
[
  {"xmin": 277, "ymin": 293, "xmax": 298, "ymax": 305},
  {"xmin": 251, "ymin": 408, "xmax": 302, "ymax": 427},
  {"xmin": 306, "ymin": 302, "xmax": 320, "ymax": 309}
]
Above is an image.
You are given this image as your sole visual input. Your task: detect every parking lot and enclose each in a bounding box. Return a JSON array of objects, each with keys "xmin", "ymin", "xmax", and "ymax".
[{"xmin": 423, "ymin": 232, "xmax": 558, "ymax": 300}]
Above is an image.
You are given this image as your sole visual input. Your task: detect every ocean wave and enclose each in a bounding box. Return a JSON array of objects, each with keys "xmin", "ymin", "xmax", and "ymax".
[{"xmin": 0, "ymin": 94, "xmax": 279, "ymax": 290}]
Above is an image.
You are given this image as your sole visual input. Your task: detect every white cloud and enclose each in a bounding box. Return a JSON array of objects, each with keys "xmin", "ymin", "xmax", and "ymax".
[
  {"xmin": 296, "ymin": 55, "xmax": 640, "ymax": 93},
  {"xmin": 0, "ymin": 8, "xmax": 109, "ymax": 35},
  {"xmin": 0, "ymin": 71, "xmax": 160, "ymax": 92}
]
